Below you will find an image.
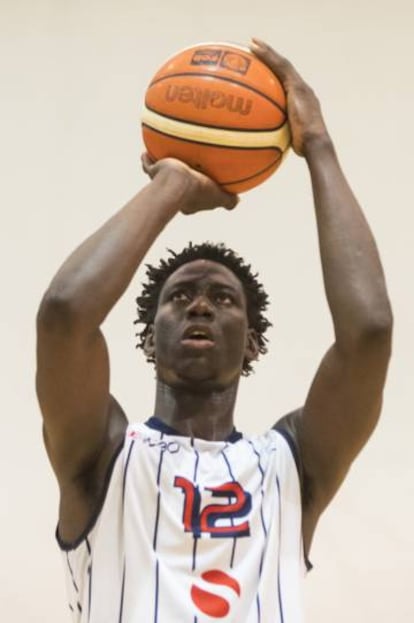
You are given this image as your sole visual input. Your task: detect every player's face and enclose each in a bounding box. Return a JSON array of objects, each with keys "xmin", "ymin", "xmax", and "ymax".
[{"xmin": 147, "ymin": 260, "xmax": 258, "ymax": 390}]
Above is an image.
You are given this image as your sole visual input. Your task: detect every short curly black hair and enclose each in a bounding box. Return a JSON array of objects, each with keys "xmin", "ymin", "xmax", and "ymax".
[{"xmin": 134, "ymin": 242, "xmax": 271, "ymax": 375}]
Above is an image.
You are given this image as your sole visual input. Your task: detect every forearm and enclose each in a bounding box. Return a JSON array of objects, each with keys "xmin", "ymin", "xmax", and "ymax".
[
  {"xmin": 306, "ymin": 136, "xmax": 392, "ymax": 345},
  {"xmin": 40, "ymin": 171, "xmax": 186, "ymax": 329},
  {"xmin": 248, "ymin": 40, "xmax": 392, "ymax": 344}
]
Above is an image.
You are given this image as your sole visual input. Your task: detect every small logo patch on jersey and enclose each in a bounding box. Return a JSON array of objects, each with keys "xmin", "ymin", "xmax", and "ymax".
[
  {"xmin": 143, "ymin": 437, "xmax": 180, "ymax": 454},
  {"xmin": 191, "ymin": 570, "xmax": 241, "ymax": 618},
  {"xmin": 128, "ymin": 430, "xmax": 142, "ymax": 439}
]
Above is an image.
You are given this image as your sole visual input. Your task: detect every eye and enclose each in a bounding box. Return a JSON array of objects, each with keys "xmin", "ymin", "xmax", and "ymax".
[
  {"xmin": 170, "ymin": 290, "xmax": 191, "ymax": 303},
  {"xmin": 215, "ymin": 292, "xmax": 234, "ymax": 306}
]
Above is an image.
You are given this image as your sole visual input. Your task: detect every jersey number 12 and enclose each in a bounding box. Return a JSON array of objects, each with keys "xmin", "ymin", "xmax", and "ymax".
[{"xmin": 174, "ymin": 476, "xmax": 252, "ymax": 538}]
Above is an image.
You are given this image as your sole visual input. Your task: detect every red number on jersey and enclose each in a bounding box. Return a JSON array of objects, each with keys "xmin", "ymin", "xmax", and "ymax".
[{"xmin": 174, "ymin": 476, "xmax": 251, "ymax": 538}]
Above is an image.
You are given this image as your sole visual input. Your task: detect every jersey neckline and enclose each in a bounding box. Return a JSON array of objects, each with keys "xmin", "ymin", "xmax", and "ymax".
[{"xmin": 145, "ymin": 416, "xmax": 243, "ymax": 443}]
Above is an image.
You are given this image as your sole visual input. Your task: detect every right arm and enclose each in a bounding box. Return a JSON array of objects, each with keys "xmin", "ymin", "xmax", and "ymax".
[{"xmin": 36, "ymin": 160, "xmax": 237, "ymax": 491}]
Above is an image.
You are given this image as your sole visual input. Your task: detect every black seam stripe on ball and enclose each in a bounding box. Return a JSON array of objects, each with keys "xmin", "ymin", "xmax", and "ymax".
[
  {"xmin": 143, "ymin": 104, "xmax": 287, "ymax": 133},
  {"xmin": 148, "ymin": 72, "xmax": 286, "ymax": 115},
  {"xmin": 220, "ymin": 153, "xmax": 282, "ymax": 186}
]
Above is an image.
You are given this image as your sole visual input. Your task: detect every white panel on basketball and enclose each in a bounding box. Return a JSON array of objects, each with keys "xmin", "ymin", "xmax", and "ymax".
[{"xmin": 141, "ymin": 105, "xmax": 291, "ymax": 151}]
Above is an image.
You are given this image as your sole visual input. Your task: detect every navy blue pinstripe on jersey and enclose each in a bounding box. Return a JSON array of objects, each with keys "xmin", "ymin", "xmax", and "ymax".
[
  {"xmin": 66, "ymin": 552, "xmax": 79, "ymax": 593},
  {"xmin": 118, "ymin": 565, "xmax": 125, "ymax": 623},
  {"xmin": 276, "ymin": 475, "xmax": 285, "ymax": 623},
  {"xmin": 153, "ymin": 432, "xmax": 165, "ymax": 623},
  {"xmin": 122, "ymin": 440, "xmax": 135, "ymax": 502},
  {"xmin": 229, "ymin": 528, "xmax": 237, "ymax": 568},
  {"xmin": 154, "ymin": 559, "xmax": 160, "ymax": 623},
  {"xmin": 248, "ymin": 440, "xmax": 268, "ymax": 540},
  {"xmin": 247, "ymin": 439, "xmax": 270, "ymax": 623},
  {"xmin": 118, "ymin": 438, "xmax": 135, "ymax": 623},
  {"xmin": 66, "ymin": 551, "xmax": 83, "ymax": 615},
  {"xmin": 257, "ymin": 597, "xmax": 262, "ymax": 622},
  {"xmin": 191, "ymin": 438, "xmax": 200, "ymax": 623},
  {"xmin": 192, "ymin": 534, "xmax": 198, "ymax": 572},
  {"xmin": 191, "ymin": 437, "xmax": 200, "ymax": 572},
  {"xmin": 153, "ymin": 431, "xmax": 165, "ymax": 550},
  {"xmin": 221, "ymin": 446, "xmax": 235, "ymax": 479},
  {"xmin": 191, "ymin": 437, "xmax": 200, "ymax": 480},
  {"xmin": 221, "ymin": 447, "xmax": 238, "ymax": 568},
  {"xmin": 153, "ymin": 490, "xmax": 162, "ymax": 549},
  {"xmin": 85, "ymin": 538, "xmax": 92, "ymax": 622}
]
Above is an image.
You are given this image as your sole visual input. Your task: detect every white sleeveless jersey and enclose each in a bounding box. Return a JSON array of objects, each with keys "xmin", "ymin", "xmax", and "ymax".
[{"xmin": 58, "ymin": 419, "xmax": 308, "ymax": 623}]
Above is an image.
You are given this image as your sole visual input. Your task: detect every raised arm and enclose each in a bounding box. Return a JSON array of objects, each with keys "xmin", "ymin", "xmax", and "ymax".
[
  {"xmin": 251, "ymin": 39, "xmax": 393, "ymax": 552},
  {"xmin": 36, "ymin": 159, "xmax": 237, "ymax": 495}
]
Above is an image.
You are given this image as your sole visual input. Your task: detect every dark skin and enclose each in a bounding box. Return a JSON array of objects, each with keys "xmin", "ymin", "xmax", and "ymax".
[
  {"xmin": 144, "ymin": 260, "xmax": 259, "ymax": 440},
  {"xmin": 36, "ymin": 40, "xmax": 392, "ymax": 557}
]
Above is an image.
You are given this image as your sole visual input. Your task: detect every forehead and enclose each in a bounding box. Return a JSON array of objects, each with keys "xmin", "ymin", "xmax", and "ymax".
[{"xmin": 162, "ymin": 259, "xmax": 244, "ymax": 293}]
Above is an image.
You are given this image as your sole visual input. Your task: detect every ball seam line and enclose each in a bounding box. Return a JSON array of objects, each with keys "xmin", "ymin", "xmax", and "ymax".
[{"xmin": 141, "ymin": 107, "xmax": 291, "ymax": 150}]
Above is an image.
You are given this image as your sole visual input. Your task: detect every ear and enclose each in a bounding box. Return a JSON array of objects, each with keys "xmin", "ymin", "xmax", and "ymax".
[
  {"xmin": 245, "ymin": 328, "xmax": 259, "ymax": 362},
  {"xmin": 143, "ymin": 325, "xmax": 156, "ymax": 359}
]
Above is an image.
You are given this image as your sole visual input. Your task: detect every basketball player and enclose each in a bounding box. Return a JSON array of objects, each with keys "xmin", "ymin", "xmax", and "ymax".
[{"xmin": 36, "ymin": 40, "xmax": 392, "ymax": 622}]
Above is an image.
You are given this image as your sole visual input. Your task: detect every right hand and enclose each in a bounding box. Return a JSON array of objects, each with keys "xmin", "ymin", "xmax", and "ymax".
[
  {"xmin": 141, "ymin": 153, "xmax": 239, "ymax": 215},
  {"xmin": 249, "ymin": 39, "xmax": 330, "ymax": 157}
]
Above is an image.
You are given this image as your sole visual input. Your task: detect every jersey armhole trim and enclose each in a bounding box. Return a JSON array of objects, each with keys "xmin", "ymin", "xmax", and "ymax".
[
  {"xmin": 272, "ymin": 427, "xmax": 313, "ymax": 572},
  {"xmin": 56, "ymin": 439, "xmax": 125, "ymax": 552},
  {"xmin": 273, "ymin": 426, "xmax": 300, "ymax": 474}
]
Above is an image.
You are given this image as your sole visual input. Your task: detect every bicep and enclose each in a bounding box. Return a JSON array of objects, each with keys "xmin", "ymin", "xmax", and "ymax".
[
  {"xmin": 298, "ymin": 335, "xmax": 391, "ymax": 510},
  {"xmin": 36, "ymin": 319, "xmax": 113, "ymax": 482}
]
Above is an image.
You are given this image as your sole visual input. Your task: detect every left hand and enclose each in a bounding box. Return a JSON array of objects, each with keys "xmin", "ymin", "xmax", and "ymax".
[
  {"xmin": 249, "ymin": 38, "xmax": 330, "ymax": 157},
  {"xmin": 141, "ymin": 153, "xmax": 239, "ymax": 214}
]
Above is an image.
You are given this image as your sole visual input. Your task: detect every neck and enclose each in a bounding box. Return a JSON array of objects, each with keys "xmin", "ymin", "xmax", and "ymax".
[{"xmin": 152, "ymin": 379, "xmax": 239, "ymax": 441}]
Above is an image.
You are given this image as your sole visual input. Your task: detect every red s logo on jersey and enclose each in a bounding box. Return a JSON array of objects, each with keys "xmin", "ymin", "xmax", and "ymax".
[
  {"xmin": 174, "ymin": 476, "xmax": 251, "ymax": 538},
  {"xmin": 191, "ymin": 570, "xmax": 241, "ymax": 618}
]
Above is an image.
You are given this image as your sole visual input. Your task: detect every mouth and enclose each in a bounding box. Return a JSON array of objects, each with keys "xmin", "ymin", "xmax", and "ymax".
[{"xmin": 181, "ymin": 326, "xmax": 215, "ymax": 349}]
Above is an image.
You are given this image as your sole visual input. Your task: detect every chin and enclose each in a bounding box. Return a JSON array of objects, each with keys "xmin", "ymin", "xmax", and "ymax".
[{"xmin": 157, "ymin": 364, "xmax": 239, "ymax": 392}]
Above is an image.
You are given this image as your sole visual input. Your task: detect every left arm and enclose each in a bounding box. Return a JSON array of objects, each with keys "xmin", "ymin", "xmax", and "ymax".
[
  {"xmin": 298, "ymin": 135, "xmax": 392, "ymax": 551},
  {"xmin": 251, "ymin": 39, "xmax": 393, "ymax": 552}
]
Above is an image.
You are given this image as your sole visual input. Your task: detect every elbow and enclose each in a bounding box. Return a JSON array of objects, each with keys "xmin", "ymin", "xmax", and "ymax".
[
  {"xmin": 356, "ymin": 300, "xmax": 393, "ymax": 354},
  {"xmin": 36, "ymin": 288, "xmax": 79, "ymax": 333},
  {"xmin": 365, "ymin": 297, "xmax": 393, "ymax": 338},
  {"xmin": 337, "ymin": 299, "xmax": 393, "ymax": 357}
]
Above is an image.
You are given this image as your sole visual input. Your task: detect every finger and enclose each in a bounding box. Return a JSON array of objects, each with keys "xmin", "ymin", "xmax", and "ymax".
[
  {"xmin": 249, "ymin": 39, "xmax": 289, "ymax": 72},
  {"xmin": 249, "ymin": 38, "xmax": 297, "ymax": 83},
  {"xmin": 250, "ymin": 36, "xmax": 272, "ymax": 50},
  {"xmin": 249, "ymin": 37, "xmax": 285, "ymax": 60},
  {"xmin": 222, "ymin": 192, "xmax": 240, "ymax": 211},
  {"xmin": 141, "ymin": 152, "xmax": 155, "ymax": 176},
  {"xmin": 141, "ymin": 152, "xmax": 150, "ymax": 171},
  {"xmin": 141, "ymin": 151, "xmax": 156, "ymax": 167}
]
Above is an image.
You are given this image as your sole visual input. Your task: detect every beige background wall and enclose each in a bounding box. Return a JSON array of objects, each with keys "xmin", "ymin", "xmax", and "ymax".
[{"xmin": 1, "ymin": 0, "xmax": 413, "ymax": 621}]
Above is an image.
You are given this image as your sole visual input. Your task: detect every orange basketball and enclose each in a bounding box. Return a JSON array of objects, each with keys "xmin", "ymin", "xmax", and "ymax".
[{"xmin": 141, "ymin": 42, "xmax": 290, "ymax": 193}]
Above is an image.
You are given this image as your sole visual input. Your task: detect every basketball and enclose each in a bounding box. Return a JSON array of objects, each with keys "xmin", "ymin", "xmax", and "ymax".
[{"xmin": 141, "ymin": 42, "xmax": 290, "ymax": 193}]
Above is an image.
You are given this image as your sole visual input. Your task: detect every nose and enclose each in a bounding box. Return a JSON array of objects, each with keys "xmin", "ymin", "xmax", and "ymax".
[{"xmin": 186, "ymin": 294, "xmax": 214, "ymax": 318}]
